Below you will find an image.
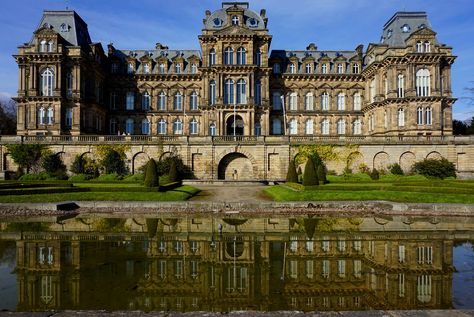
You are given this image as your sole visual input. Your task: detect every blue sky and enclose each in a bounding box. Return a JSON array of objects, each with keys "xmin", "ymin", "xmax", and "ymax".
[{"xmin": 0, "ymin": 0, "xmax": 473, "ymax": 120}]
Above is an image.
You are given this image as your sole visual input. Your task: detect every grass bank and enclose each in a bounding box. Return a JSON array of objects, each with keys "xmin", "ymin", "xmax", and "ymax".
[{"xmin": 264, "ymin": 175, "xmax": 474, "ymax": 204}]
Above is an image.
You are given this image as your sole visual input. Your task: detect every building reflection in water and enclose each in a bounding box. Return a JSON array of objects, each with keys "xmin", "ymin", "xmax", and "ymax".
[{"xmin": 0, "ymin": 215, "xmax": 465, "ymax": 312}]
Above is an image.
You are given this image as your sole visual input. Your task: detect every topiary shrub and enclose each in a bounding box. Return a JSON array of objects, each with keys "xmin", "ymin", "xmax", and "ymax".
[
  {"xmin": 413, "ymin": 158, "xmax": 456, "ymax": 179},
  {"xmin": 317, "ymin": 163, "xmax": 328, "ymax": 184},
  {"xmin": 369, "ymin": 168, "xmax": 380, "ymax": 180},
  {"xmin": 286, "ymin": 160, "xmax": 298, "ymax": 183},
  {"xmin": 303, "ymin": 158, "xmax": 319, "ymax": 186},
  {"xmin": 100, "ymin": 149, "xmax": 127, "ymax": 175},
  {"xmin": 71, "ymin": 155, "xmax": 85, "ymax": 174},
  {"xmin": 144, "ymin": 159, "xmax": 159, "ymax": 187},
  {"xmin": 168, "ymin": 159, "xmax": 178, "ymax": 183},
  {"xmin": 42, "ymin": 154, "xmax": 67, "ymax": 179},
  {"xmin": 156, "ymin": 156, "xmax": 194, "ymax": 179},
  {"xmin": 389, "ymin": 163, "xmax": 404, "ymax": 175}
]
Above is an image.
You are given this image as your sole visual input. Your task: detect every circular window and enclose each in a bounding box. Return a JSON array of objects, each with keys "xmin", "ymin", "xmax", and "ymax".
[
  {"xmin": 213, "ymin": 18, "xmax": 222, "ymax": 27},
  {"xmin": 401, "ymin": 24, "xmax": 411, "ymax": 33},
  {"xmin": 248, "ymin": 18, "xmax": 257, "ymax": 27}
]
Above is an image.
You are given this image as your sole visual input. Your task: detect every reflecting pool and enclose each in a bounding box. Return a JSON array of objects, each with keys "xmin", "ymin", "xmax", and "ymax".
[{"xmin": 0, "ymin": 214, "xmax": 474, "ymax": 312}]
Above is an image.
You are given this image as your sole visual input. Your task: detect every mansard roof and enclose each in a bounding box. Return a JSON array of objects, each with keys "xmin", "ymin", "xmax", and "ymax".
[
  {"xmin": 270, "ymin": 50, "xmax": 359, "ymax": 63},
  {"xmin": 111, "ymin": 49, "xmax": 202, "ymax": 63},
  {"xmin": 380, "ymin": 11, "xmax": 436, "ymax": 47},
  {"xmin": 31, "ymin": 10, "xmax": 92, "ymax": 47}
]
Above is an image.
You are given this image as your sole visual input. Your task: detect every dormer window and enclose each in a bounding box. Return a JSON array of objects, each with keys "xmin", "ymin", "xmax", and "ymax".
[
  {"xmin": 60, "ymin": 23, "xmax": 68, "ymax": 32},
  {"xmin": 387, "ymin": 29, "xmax": 393, "ymax": 38},
  {"xmin": 143, "ymin": 63, "xmax": 150, "ymax": 74},
  {"xmin": 273, "ymin": 63, "xmax": 281, "ymax": 74},
  {"xmin": 352, "ymin": 64, "xmax": 360, "ymax": 74},
  {"xmin": 40, "ymin": 40, "xmax": 47, "ymax": 52},
  {"xmin": 111, "ymin": 63, "xmax": 119, "ymax": 74},
  {"xmin": 321, "ymin": 64, "xmax": 327, "ymax": 74},
  {"xmin": 47, "ymin": 41, "xmax": 54, "ymax": 52},
  {"xmin": 191, "ymin": 64, "xmax": 197, "ymax": 74},
  {"xmin": 159, "ymin": 63, "xmax": 166, "ymax": 74},
  {"xmin": 175, "ymin": 63, "xmax": 181, "ymax": 74},
  {"xmin": 424, "ymin": 41, "xmax": 431, "ymax": 53},
  {"xmin": 337, "ymin": 64, "xmax": 344, "ymax": 74},
  {"xmin": 401, "ymin": 24, "xmax": 411, "ymax": 33},
  {"xmin": 248, "ymin": 18, "xmax": 258, "ymax": 27},
  {"xmin": 289, "ymin": 63, "xmax": 296, "ymax": 74},
  {"xmin": 213, "ymin": 18, "xmax": 223, "ymax": 27},
  {"xmin": 416, "ymin": 41, "xmax": 423, "ymax": 53},
  {"xmin": 305, "ymin": 64, "xmax": 312, "ymax": 74},
  {"xmin": 231, "ymin": 15, "xmax": 239, "ymax": 26},
  {"xmin": 127, "ymin": 63, "xmax": 134, "ymax": 74}
]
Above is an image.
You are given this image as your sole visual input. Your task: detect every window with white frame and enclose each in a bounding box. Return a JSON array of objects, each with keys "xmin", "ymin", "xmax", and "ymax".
[
  {"xmin": 174, "ymin": 92, "xmax": 183, "ymax": 110},
  {"xmin": 417, "ymin": 246, "xmax": 433, "ymax": 264},
  {"xmin": 305, "ymin": 119, "xmax": 313, "ymax": 135},
  {"xmin": 40, "ymin": 276, "xmax": 53, "ymax": 304},
  {"xmin": 336, "ymin": 119, "xmax": 345, "ymax": 135},
  {"xmin": 289, "ymin": 63, "xmax": 296, "ymax": 74},
  {"xmin": 321, "ymin": 63, "xmax": 327, "ymax": 74},
  {"xmin": 36, "ymin": 106, "xmax": 44, "ymax": 125},
  {"xmin": 321, "ymin": 92, "xmax": 329, "ymax": 110},
  {"xmin": 289, "ymin": 118, "xmax": 297, "ymax": 135},
  {"xmin": 237, "ymin": 47, "xmax": 246, "ymax": 65},
  {"xmin": 224, "ymin": 47, "xmax": 234, "ymax": 65},
  {"xmin": 175, "ymin": 63, "xmax": 181, "ymax": 74},
  {"xmin": 352, "ymin": 63, "xmax": 360, "ymax": 74},
  {"xmin": 40, "ymin": 68, "xmax": 54, "ymax": 96},
  {"xmin": 125, "ymin": 118, "xmax": 134, "ymax": 134},
  {"xmin": 305, "ymin": 63, "xmax": 312, "ymax": 74},
  {"xmin": 191, "ymin": 63, "xmax": 197, "ymax": 74},
  {"xmin": 157, "ymin": 119, "xmax": 167, "ymax": 134},
  {"xmin": 289, "ymin": 260, "xmax": 298, "ymax": 279},
  {"xmin": 158, "ymin": 92, "xmax": 166, "ymax": 110},
  {"xmin": 353, "ymin": 93, "xmax": 361, "ymax": 110},
  {"xmin": 159, "ymin": 63, "xmax": 166, "ymax": 74},
  {"xmin": 141, "ymin": 119, "xmax": 150, "ymax": 135},
  {"xmin": 289, "ymin": 92, "xmax": 298, "ymax": 110},
  {"xmin": 142, "ymin": 92, "xmax": 150, "ymax": 110},
  {"xmin": 127, "ymin": 63, "xmax": 134, "ymax": 74},
  {"xmin": 397, "ymin": 74, "xmax": 405, "ymax": 98},
  {"xmin": 398, "ymin": 245, "xmax": 406, "ymax": 263},
  {"xmin": 322, "ymin": 260, "xmax": 330, "ymax": 278},
  {"xmin": 190, "ymin": 260, "xmax": 199, "ymax": 278},
  {"xmin": 353, "ymin": 237, "xmax": 362, "ymax": 251},
  {"xmin": 159, "ymin": 240, "xmax": 167, "ymax": 253},
  {"xmin": 353, "ymin": 260, "xmax": 362, "ymax": 278},
  {"xmin": 424, "ymin": 41, "xmax": 431, "ymax": 53},
  {"xmin": 337, "ymin": 64, "xmax": 344, "ymax": 74},
  {"xmin": 306, "ymin": 260, "xmax": 314, "ymax": 278},
  {"xmin": 416, "ymin": 41, "xmax": 423, "ymax": 53},
  {"xmin": 305, "ymin": 238, "xmax": 314, "ymax": 252},
  {"xmin": 237, "ymin": 79, "xmax": 246, "ymax": 104},
  {"xmin": 272, "ymin": 92, "xmax": 282, "ymax": 110},
  {"xmin": 65, "ymin": 108, "xmax": 73, "ymax": 127},
  {"xmin": 398, "ymin": 108, "xmax": 405, "ymax": 127},
  {"xmin": 398, "ymin": 273, "xmax": 405, "ymax": 297},
  {"xmin": 289, "ymin": 236, "xmax": 298, "ymax": 252},
  {"xmin": 126, "ymin": 92, "xmax": 135, "ymax": 110},
  {"xmin": 209, "ymin": 48, "xmax": 216, "ymax": 66},
  {"xmin": 337, "ymin": 238, "xmax": 346, "ymax": 252},
  {"xmin": 272, "ymin": 118, "xmax": 282, "ymax": 134},
  {"xmin": 189, "ymin": 119, "xmax": 198, "ymax": 135},
  {"xmin": 337, "ymin": 260, "xmax": 346, "ymax": 277},
  {"xmin": 209, "ymin": 80, "xmax": 216, "ymax": 105},
  {"xmin": 40, "ymin": 40, "xmax": 47, "ymax": 52},
  {"xmin": 143, "ymin": 63, "xmax": 150, "ymax": 74},
  {"xmin": 304, "ymin": 92, "xmax": 313, "ymax": 110},
  {"xmin": 47, "ymin": 41, "xmax": 54, "ymax": 52},
  {"xmin": 321, "ymin": 119, "xmax": 330, "ymax": 135},
  {"xmin": 417, "ymin": 275, "xmax": 432, "ymax": 303},
  {"xmin": 209, "ymin": 123, "xmax": 216, "ymax": 136},
  {"xmin": 175, "ymin": 260, "xmax": 183, "ymax": 279},
  {"xmin": 425, "ymin": 107, "xmax": 432, "ymax": 125},
  {"xmin": 416, "ymin": 69, "xmax": 431, "ymax": 97},
  {"xmin": 337, "ymin": 93, "xmax": 345, "ymax": 110},
  {"xmin": 417, "ymin": 107, "xmax": 423, "ymax": 125},
  {"xmin": 46, "ymin": 107, "xmax": 54, "ymax": 125},
  {"xmin": 190, "ymin": 91, "xmax": 198, "ymax": 110},
  {"xmin": 322, "ymin": 237, "xmax": 330, "ymax": 252},
  {"xmin": 173, "ymin": 119, "xmax": 183, "ymax": 134}
]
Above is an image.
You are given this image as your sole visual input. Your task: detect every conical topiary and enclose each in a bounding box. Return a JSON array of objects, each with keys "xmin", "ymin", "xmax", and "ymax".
[
  {"xmin": 168, "ymin": 158, "xmax": 178, "ymax": 182},
  {"xmin": 286, "ymin": 160, "xmax": 298, "ymax": 183},
  {"xmin": 317, "ymin": 163, "xmax": 328, "ymax": 184},
  {"xmin": 303, "ymin": 158, "xmax": 319, "ymax": 186},
  {"xmin": 144, "ymin": 159, "xmax": 159, "ymax": 187}
]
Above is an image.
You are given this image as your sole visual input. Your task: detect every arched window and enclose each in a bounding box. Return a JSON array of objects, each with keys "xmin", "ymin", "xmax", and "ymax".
[
  {"xmin": 289, "ymin": 92, "xmax": 298, "ymax": 111},
  {"xmin": 336, "ymin": 119, "xmax": 345, "ymax": 135},
  {"xmin": 142, "ymin": 92, "xmax": 150, "ymax": 110},
  {"xmin": 416, "ymin": 69, "xmax": 430, "ymax": 97},
  {"xmin": 159, "ymin": 63, "xmax": 166, "ymax": 74},
  {"xmin": 173, "ymin": 119, "xmax": 183, "ymax": 135},
  {"xmin": 305, "ymin": 63, "xmax": 312, "ymax": 74},
  {"xmin": 321, "ymin": 64, "xmax": 327, "ymax": 74},
  {"xmin": 425, "ymin": 107, "xmax": 432, "ymax": 125},
  {"xmin": 126, "ymin": 92, "xmax": 135, "ymax": 110},
  {"xmin": 321, "ymin": 92, "xmax": 329, "ymax": 110},
  {"xmin": 209, "ymin": 123, "xmax": 216, "ymax": 136},
  {"xmin": 157, "ymin": 119, "xmax": 167, "ymax": 134},
  {"xmin": 289, "ymin": 119, "xmax": 297, "ymax": 135},
  {"xmin": 337, "ymin": 64, "xmax": 344, "ymax": 74},
  {"xmin": 37, "ymin": 107, "xmax": 45, "ymax": 125},
  {"xmin": 273, "ymin": 92, "xmax": 282, "ymax": 110},
  {"xmin": 353, "ymin": 119, "xmax": 362, "ymax": 135},
  {"xmin": 254, "ymin": 49, "xmax": 261, "ymax": 66},
  {"xmin": 417, "ymin": 107, "xmax": 423, "ymax": 125},
  {"xmin": 158, "ymin": 92, "xmax": 166, "ymax": 110},
  {"xmin": 272, "ymin": 118, "xmax": 282, "ymax": 135},
  {"xmin": 224, "ymin": 47, "xmax": 234, "ymax": 65},
  {"xmin": 224, "ymin": 79, "xmax": 234, "ymax": 104},
  {"xmin": 236, "ymin": 79, "xmax": 246, "ymax": 104},
  {"xmin": 254, "ymin": 80, "xmax": 261, "ymax": 106},
  {"xmin": 189, "ymin": 119, "xmax": 198, "ymax": 135},
  {"xmin": 305, "ymin": 119, "xmax": 313, "ymax": 135},
  {"xmin": 273, "ymin": 63, "xmax": 281, "ymax": 74},
  {"xmin": 65, "ymin": 108, "xmax": 73, "ymax": 127},
  {"xmin": 174, "ymin": 92, "xmax": 183, "ymax": 110},
  {"xmin": 141, "ymin": 119, "xmax": 150, "ymax": 135},
  {"xmin": 321, "ymin": 119, "xmax": 330, "ymax": 135},
  {"xmin": 47, "ymin": 41, "xmax": 54, "ymax": 52},
  {"xmin": 109, "ymin": 118, "xmax": 117, "ymax": 134},
  {"xmin": 190, "ymin": 91, "xmax": 198, "ymax": 110},
  {"xmin": 40, "ymin": 40, "xmax": 47, "ymax": 52},
  {"xmin": 66, "ymin": 72, "xmax": 73, "ymax": 97},
  {"xmin": 416, "ymin": 41, "xmax": 423, "ymax": 53},
  {"xmin": 40, "ymin": 68, "xmax": 54, "ymax": 96},
  {"xmin": 337, "ymin": 93, "xmax": 345, "ymax": 111},
  {"xmin": 209, "ymin": 48, "xmax": 216, "ymax": 66},
  {"xmin": 397, "ymin": 74, "xmax": 405, "ymax": 98},
  {"xmin": 255, "ymin": 122, "xmax": 261, "ymax": 136},
  {"xmin": 424, "ymin": 41, "xmax": 431, "ymax": 53},
  {"xmin": 289, "ymin": 63, "xmax": 296, "ymax": 74},
  {"xmin": 237, "ymin": 47, "xmax": 246, "ymax": 65},
  {"xmin": 353, "ymin": 93, "xmax": 361, "ymax": 111},
  {"xmin": 398, "ymin": 108, "xmax": 405, "ymax": 127},
  {"xmin": 209, "ymin": 80, "xmax": 216, "ymax": 105},
  {"xmin": 304, "ymin": 92, "xmax": 313, "ymax": 110},
  {"xmin": 126, "ymin": 118, "xmax": 134, "ymax": 134}
]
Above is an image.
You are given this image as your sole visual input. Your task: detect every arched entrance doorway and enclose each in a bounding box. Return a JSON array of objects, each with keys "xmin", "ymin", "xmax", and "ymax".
[
  {"xmin": 226, "ymin": 115, "xmax": 244, "ymax": 136},
  {"xmin": 218, "ymin": 152, "xmax": 254, "ymax": 180}
]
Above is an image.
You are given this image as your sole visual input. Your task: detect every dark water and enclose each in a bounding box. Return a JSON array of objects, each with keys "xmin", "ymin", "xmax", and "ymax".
[{"xmin": 0, "ymin": 215, "xmax": 474, "ymax": 312}]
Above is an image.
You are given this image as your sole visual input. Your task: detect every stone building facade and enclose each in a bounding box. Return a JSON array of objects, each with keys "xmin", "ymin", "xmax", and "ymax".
[{"xmin": 2, "ymin": 2, "xmax": 473, "ymax": 180}]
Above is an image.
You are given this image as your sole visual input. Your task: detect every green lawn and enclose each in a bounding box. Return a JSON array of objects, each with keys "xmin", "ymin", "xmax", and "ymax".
[
  {"xmin": 265, "ymin": 176, "xmax": 474, "ymax": 204},
  {"xmin": 0, "ymin": 182, "xmax": 200, "ymax": 203}
]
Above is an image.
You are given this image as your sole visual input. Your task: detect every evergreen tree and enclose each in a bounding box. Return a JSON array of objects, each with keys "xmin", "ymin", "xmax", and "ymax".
[
  {"xmin": 317, "ymin": 163, "xmax": 328, "ymax": 184},
  {"xmin": 303, "ymin": 158, "xmax": 319, "ymax": 186},
  {"xmin": 286, "ymin": 159, "xmax": 298, "ymax": 183},
  {"xmin": 168, "ymin": 159, "xmax": 178, "ymax": 182},
  {"xmin": 144, "ymin": 159, "xmax": 159, "ymax": 187}
]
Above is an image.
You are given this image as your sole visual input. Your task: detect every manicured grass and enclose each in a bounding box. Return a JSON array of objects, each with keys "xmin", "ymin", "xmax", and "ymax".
[
  {"xmin": 0, "ymin": 183, "xmax": 200, "ymax": 203},
  {"xmin": 265, "ymin": 176, "xmax": 474, "ymax": 204}
]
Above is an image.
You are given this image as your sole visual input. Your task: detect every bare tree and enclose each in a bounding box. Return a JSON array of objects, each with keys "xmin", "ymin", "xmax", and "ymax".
[{"xmin": 0, "ymin": 98, "xmax": 16, "ymax": 135}]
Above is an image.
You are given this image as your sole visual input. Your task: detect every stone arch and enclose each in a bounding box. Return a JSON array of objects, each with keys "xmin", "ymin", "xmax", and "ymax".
[
  {"xmin": 346, "ymin": 151, "xmax": 364, "ymax": 172},
  {"xmin": 160, "ymin": 151, "xmax": 173, "ymax": 161},
  {"xmin": 373, "ymin": 151, "xmax": 390, "ymax": 171},
  {"xmin": 132, "ymin": 152, "xmax": 150, "ymax": 174},
  {"xmin": 426, "ymin": 151, "xmax": 443, "ymax": 160},
  {"xmin": 217, "ymin": 150, "xmax": 258, "ymax": 180},
  {"xmin": 3, "ymin": 153, "xmax": 17, "ymax": 172},
  {"xmin": 399, "ymin": 151, "xmax": 416, "ymax": 173}
]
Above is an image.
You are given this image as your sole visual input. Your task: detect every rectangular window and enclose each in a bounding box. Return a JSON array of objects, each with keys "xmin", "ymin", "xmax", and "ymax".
[
  {"xmin": 175, "ymin": 260, "xmax": 183, "ymax": 279},
  {"xmin": 306, "ymin": 260, "xmax": 314, "ymax": 278},
  {"xmin": 337, "ymin": 260, "xmax": 346, "ymax": 277},
  {"xmin": 126, "ymin": 92, "xmax": 134, "ymax": 110},
  {"xmin": 353, "ymin": 260, "xmax": 362, "ymax": 278},
  {"xmin": 417, "ymin": 246, "xmax": 433, "ymax": 264},
  {"xmin": 159, "ymin": 260, "xmax": 166, "ymax": 279},
  {"xmin": 321, "ymin": 238, "xmax": 330, "ymax": 252},
  {"xmin": 110, "ymin": 92, "xmax": 117, "ymax": 110},
  {"xmin": 399, "ymin": 273, "xmax": 405, "ymax": 297},
  {"xmin": 290, "ymin": 260, "xmax": 298, "ymax": 279},
  {"xmin": 398, "ymin": 245, "xmax": 406, "ymax": 263},
  {"xmin": 289, "ymin": 236, "xmax": 298, "ymax": 252},
  {"xmin": 322, "ymin": 260, "xmax": 330, "ymax": 278},
  {"xmin": 337, "ymin": 238, "xmax": 346, "ymax": 252}
]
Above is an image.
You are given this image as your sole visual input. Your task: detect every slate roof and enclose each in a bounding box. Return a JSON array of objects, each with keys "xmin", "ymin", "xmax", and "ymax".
[
  {"xmin": 203, "ymin": 2, "xmax": 266, "ymax": 31},
  {"xmin": 380, "ymin": 12, "xmax": 434, "ymax": 47},
  {"xmin": 32, "ymin": 10, "xmax": 92, "ymax": 47},
  {"xmin": 111, "ymin": 49, "xmax": 202, "ymax": 62}
]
